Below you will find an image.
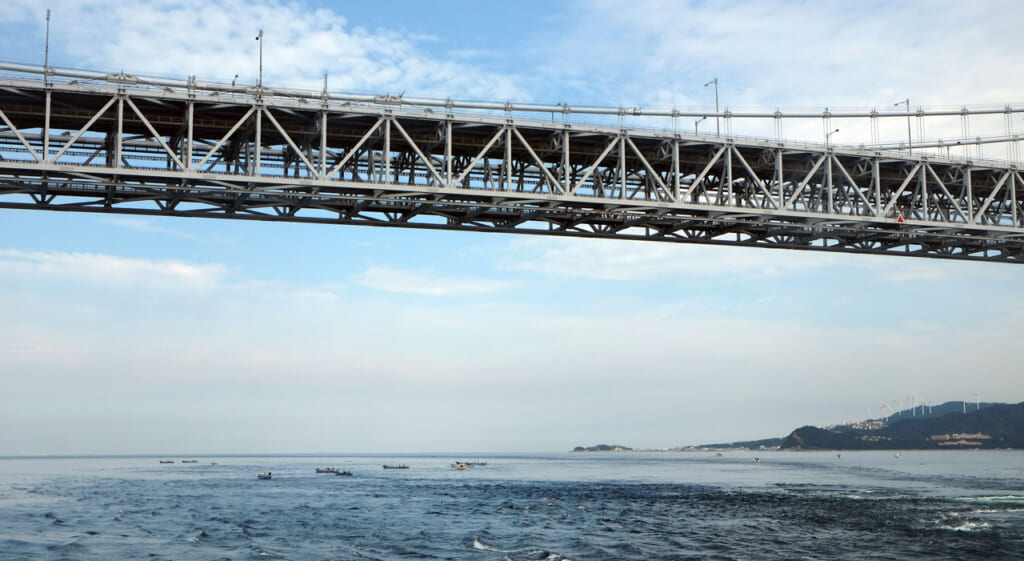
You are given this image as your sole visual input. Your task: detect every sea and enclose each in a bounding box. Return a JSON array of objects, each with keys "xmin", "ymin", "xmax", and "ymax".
[{"xmin": 1, "ymin": 451, "xmax": 1022, "ymax": 560}]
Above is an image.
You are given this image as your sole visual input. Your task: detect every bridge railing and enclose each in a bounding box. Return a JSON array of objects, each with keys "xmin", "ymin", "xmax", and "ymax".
[
  {"xmin": 1, "ymin": 62, "xmax": 1022, "ymax": 168},
  {"xmin": 1, "ymin": 62, "xmax": 1023, "ymax": 263}
]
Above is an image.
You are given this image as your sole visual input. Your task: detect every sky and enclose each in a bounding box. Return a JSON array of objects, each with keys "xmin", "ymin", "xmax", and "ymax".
[{"xmin": 0, "ymin": 0, "xmax": 1022, "ymax": 456}]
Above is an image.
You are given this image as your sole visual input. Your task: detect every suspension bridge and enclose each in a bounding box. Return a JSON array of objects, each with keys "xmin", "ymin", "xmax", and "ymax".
[{"xmin": 1, "ymin": 63, "xmax": 1023, "ymax": 263}]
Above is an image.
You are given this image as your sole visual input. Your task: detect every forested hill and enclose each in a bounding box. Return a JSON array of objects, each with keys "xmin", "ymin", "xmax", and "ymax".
[{"xmin": 781, "ymin": 402, "xmax": 1024, "ymax": 450}]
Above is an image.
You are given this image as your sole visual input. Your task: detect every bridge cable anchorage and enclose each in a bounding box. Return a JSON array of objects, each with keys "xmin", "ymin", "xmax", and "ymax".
[{"xmin": 0, "ymin": 63, "xmax": 1022, "ymax": 263}]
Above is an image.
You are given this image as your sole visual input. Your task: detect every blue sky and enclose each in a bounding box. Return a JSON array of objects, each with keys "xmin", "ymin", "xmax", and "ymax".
[{"xmin": 0, "ymin": 0, "xmax": 1022, "ymax": 455}]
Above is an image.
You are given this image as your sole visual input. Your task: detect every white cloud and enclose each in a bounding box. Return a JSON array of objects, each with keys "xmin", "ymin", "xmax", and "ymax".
[
  {"xmin": 0, "ymin": 239, "xmax": 1019, "ymax": 453},
  {"xmin": 0, "ymin": 247, "xmax": 356, "ymax": 304},
  {"xmin": 1, "ymin": 1, "xmax": 1022, "ymax": 455},
  {"xmin": 494, "ymin": 237, "xmax": 832, "ymax": 280},
  {"xmin": 10, "ymin": 0, "xmax": 1021, "ymax": 154},
  {"xmin": 0, "ymin": 248, "xmax": 226, "ymax": 290},
  {"xmin": 353, "ymin": 265, "xmax": 518, "ymax": 296},
  {"xmin": 553, "ymin": 0, "xmax": 1024, "ymax": 107},
  {"xmin": 103, "ymin": 217, "xmax": 199, "ymax": 240},
  {"xmin": 531, "ymin": 0, "xmax": 1024, "ymax": 153},
  {"xmin": 874, "ymin": 263, "xmax": 948, "ymax": 283},
  {"xmin": 19, "ymin": 0, "xmax": 527, "ymax": 101}
]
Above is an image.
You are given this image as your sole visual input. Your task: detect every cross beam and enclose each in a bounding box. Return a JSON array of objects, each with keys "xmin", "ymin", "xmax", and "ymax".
[{"xmin": 0, "ymin": 68, "xmax": 1022, "ymax": 263}]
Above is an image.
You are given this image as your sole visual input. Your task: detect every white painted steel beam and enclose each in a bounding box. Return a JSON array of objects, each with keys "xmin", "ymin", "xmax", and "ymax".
[{"xmin": 0, "ymin": 69, "xmax": 1021, "ymax": 263}]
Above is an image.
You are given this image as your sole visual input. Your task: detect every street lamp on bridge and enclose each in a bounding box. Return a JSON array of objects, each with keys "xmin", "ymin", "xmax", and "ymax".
[
  {"xmin": 826, "ymin": 128, "xmax": 840, "ymax": 150},
  {"xmin": 694, "ymin": 116, "xmax": 706, "ymax": 135},
  {"xmin": 704, "ymin": 78, "xmax": 719, "ymax": 136},
  {"xmin": 894, "ymin": 98, "xmax": 912, "ymax": 153},
  {"xmin": 256, "ymin": 29, "xmax": 264, "ymax": 89}
]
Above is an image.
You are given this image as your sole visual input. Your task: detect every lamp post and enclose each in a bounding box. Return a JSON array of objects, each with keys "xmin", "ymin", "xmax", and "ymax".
[
  {"xmin": 895, "ymin": 98, "xmax": 911, "ymax": 153},
  {"xmin": 256, "ymin": 29, "xmax": 263, "ymax": 89},
  {"xmin": 694, "ymin": 116, "xmax": 706, "ymax": 135},
  {"xmin": 704, "ymin": 78, "xmax": 719, "ymax": 136},
  {"xmin": 826, "ymin": 128, "xmax": 839, "ymax": 150},
  {"xmin": 44, "ymin": 9, "xmax": 51, "ymax": 78}
]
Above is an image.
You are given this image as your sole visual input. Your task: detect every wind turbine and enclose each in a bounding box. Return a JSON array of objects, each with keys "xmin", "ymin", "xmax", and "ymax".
[
  {"xmin": 879, "ymin": 401, "xmax": 892, "ymax": 422},
  {"xmin": 906, "ymin": 394, "xmax": 917, "ymax": 417},
  {"xmin": 914, "ymin": 394, "xmax": 926, "ymax": 417}
]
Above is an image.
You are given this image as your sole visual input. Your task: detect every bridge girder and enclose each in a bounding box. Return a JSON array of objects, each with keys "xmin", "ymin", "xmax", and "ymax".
[{"xmin": 0, "ymin": 71, "xmax": 1022, "ymax": 263}]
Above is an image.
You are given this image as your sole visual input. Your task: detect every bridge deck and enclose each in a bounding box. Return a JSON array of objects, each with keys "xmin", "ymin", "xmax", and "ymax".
[{"xmin": 0, "ymin": 65, "xmax": 1022, "ymax": 263}]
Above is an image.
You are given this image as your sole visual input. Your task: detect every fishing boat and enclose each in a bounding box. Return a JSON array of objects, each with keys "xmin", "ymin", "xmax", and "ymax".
[
  {"xmin": 159, "ymin": 460, "xmax": 174, "ymax": 464},
  {"xmin": 382, "ymin": 464, "xmax": 409, "ymax": 469},
  {"xmin": 257, "ymin": 472, "xmax": 272, "ymax": 480},
  {"xmin": 335, "ymin": 469, "xmax": 353, "ymax": 476},
  {"xmin": 181, "ymin": 459, "xmax": 198, "ymax": 464},
  {"xmin": 315, "ymin": 467, "xmax": 338, "ymax": 474}
]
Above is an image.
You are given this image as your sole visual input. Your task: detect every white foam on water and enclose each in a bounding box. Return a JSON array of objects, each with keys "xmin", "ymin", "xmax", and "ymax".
[
  {"xmin": 967, "ymin": 495, "xmax": 1024, "ymax": 505},
  {"xmin": 473, "ymin": 537, "xmax": 508, "ymax": 552},
  {"xmin": 941, "ymin": 520, "xmax": 992, "ymax": 532}
]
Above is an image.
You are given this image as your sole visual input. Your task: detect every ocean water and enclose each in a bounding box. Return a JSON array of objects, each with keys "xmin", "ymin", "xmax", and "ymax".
[{"xmin": 0, "ymin": 451, "xmax": 1022, "ymax": 560}]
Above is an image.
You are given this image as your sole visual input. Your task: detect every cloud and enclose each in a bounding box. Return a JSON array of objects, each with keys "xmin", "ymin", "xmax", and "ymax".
[
  {"xmin": 552, "ymin": 0, "xmax": 1024, "ymax": 107},
  {"xmin": 874, "ymin": 263, "xmax": 948, "ymax": 283},
  {"xmin": 0, "ymin": 248, "xmax": 226, "ymax": 290},
  {"xmin": 353, "ymin": 265, "xmax": 518, "ymax": 296},
  {"xmin": 103, "ymin": 217, "xmax": 199, "ymax": 240},
  {"xmin": 526, "ymin": 0, "xmax": 1024, "ymax": 153},
  {"xmin": 17, "ymin": 0, "xmax": 527, "ymax": 101},
  {"xmin": 1, "ymin": 1, "xmax": 1021, "ymax": 455},
  {"xmin": 494, "ymin": 237, "xmax": 832, "ymax": 280},
  {"xmin": 10, "ymin": 0, "xmax": 1019, "ymax": 155}
]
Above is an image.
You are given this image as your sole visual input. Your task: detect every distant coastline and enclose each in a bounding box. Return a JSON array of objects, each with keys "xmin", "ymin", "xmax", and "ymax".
[
  {"xmin": 572, "ymin": 444, "xmax": 634, "ymax": 453},
  {"xmin": 571, "ymin": 441, "xmax": 779, "ymax": 453},
  {"xmin": 573, "ymin": 401, "xmax": 1024, "ymax": 452}
]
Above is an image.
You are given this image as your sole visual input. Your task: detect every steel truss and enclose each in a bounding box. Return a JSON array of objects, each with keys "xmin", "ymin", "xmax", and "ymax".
[{"xmin": 0, "ymin": 69, "xmax": 1023, "ymax": 263}]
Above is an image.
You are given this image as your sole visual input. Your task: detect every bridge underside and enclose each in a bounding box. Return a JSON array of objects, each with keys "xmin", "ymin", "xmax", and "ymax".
[{"xmin": 1, "ymin": 73, "xmax": 1023, "ymax": 263}]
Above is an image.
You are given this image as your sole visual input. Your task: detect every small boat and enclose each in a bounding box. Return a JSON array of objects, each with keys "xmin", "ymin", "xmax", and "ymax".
[
  {"xmin": 316, "ymin": 467, "xmax": 338, "ymax": 474},
  {"xmin": 382, "ymin": 464, "xmax": 409, "ymax": 469},
  {"xmin": 181, "ymin": 459, "xmax": 198, "ymax": 464},
  {"xmin": 335, "ymin": 470, "xmax": 353, "ymax": 476},
  {"xmin": 451, "ymin": 461, "xmax": 473, "ymax": 470},
  {"xmin": 159, "ymin": 460, "xmax": 174, "ymax": 464},
  {"xmin": 257, "ymin": 472, "xmax": 272, "ymax": 480}
]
